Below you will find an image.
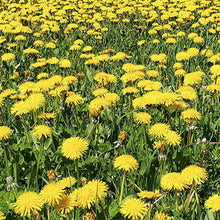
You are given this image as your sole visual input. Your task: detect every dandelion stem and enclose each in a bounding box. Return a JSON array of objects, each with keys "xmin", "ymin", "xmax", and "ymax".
[
  {"xmin": 75, "ymin": 159, "xmax": 80, "ymax": 187},
  {"xmin": 36, "ymin": 138, "xmax": 44, "ymax": 185},
  {"xmin": 129, "ymin": 94, "xmax": 133, "ymax": 126},
  {"xmin": 119, "ymin": 171, "xmax": 126, "ymax": 204},
  {"xmin": 0, "ymin": 107, "xmax": 4, "ymax": 125},
  {"xmin": 185, "ymin": 180, "xmax": 195, "ymax": 212},
  {"xmin": 3, "ymin": 142, "xmax": 9, "ymax": 175},
  {"xmin": 186, "ymin": 128, "xmax": 192, "ymax": 146},
  {"xmin": 73, "ymin": 104, "xmax": 80, "ymax": 127},
  {"xmin": 194, "ymin": 183, "xmax": 201, "ymax": 216},
  {"xmin": 99, "ymin": 200, "xmax": 108, "ymax": 220},
  {"xmin": 207, "ymin": 93, "xmax": 214, "ymax": 116}
]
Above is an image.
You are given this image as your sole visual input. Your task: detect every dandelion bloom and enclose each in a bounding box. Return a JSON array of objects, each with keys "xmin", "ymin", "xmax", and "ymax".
[
  {"xmin": 1, "ymin": 53, "xmax": 15, "ymax": 61},
  {"xmin": 0, "ymin": 126, "xmax": 12, "ymax": 141},
  {"xmin": 0, "ymin": 211, "xmax": 5, "ymax": 220},
  {"xmin": 181, "ymin": 165, "xmax": 208, "ymax": 185},
  {"xmin": 61, "ymin": 137, "xmax": 89, "ymax": 160},
  {"xmin": 14, "ymin": 191, "xmax": 43, "ymax": 217},
  {"xmin": 122, "ymin": 87, "xmax": 139, "ymax": 95},
  {"xmin": 149, "ymin": 123, "xmax": 171, "ymax": 138},
  {"xmin": 181, "ymin": 108, "xmax": 202, "ymax": 123},
  {"xmin": 113, "ymin": 154, "xmax": 139, "ymax": 172},
  {"xmin": 11, "ymin": 100, "xmax": 31, "ymax": 116},
  {"xmin": 38, "ymin": 112, "xmax": 56, "ymax": 119},
  {"xmin": 86, "ymin": 179, "xmax": 109, "ymax": 200},
  {"xmin": 32, "ymin": 125, "xmax": 52, "ymax": 139},
  {"xmin": 154, "ymin": 211, "xmax": 172, "ymax": 220},
  {"xmin": 65, "ymin": 93, "xmax": 83, "ymax": 106},
  {"xmin": 164, "ymin": 130, "xmax": 181, "ymax": 146},
  {"xmin": 160, "ymin": 172, "xmax": 188, "ymax": 191},
  {"xmin": 134, "ymin": 112, "xmax": 152, "ymax": 124},
  {"xmin": 26, "ymin": 93, "xmax": 45, "ymax": 112},
  {"xmin": 71, "ymin": 186, "xmax": 96, "ymax": 209},
  {"xmin": 57, "ymin": 176, "xmax": 77, "ymax": 189},
  {"xmin": 92, "ymin": 88, "xmax": 108, "ymax": 97},
  {"xmin": 205, "ymin": 194, "xmax": 220, "ymax": 212},
  {"xmin": 120, "ymin": 198, "xmax": 148, "ymax": 220},
  {"xmin": 40, "ymin": 182, "xmax": 64, "ymax": 206},
  {"xmin": 59, "ymin": 59, "xmax": 71, "ymax": 68},
  {"xmin": 137, "ymin": 190, "xmax": 162, "ymax": 200},
  {"xmin": 55, "ymin": 194, "xmax": 77, "ymax": 214}
]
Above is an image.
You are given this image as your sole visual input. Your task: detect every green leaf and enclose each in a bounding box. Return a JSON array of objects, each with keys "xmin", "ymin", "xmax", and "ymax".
[{"xmin": 19, "ymin": 154, "xmax": 24, "ymax": 165}]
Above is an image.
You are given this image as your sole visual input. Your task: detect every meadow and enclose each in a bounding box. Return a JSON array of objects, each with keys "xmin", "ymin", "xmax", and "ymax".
[{"xmin": 0, "ymin": 0, "xmax": 219, "ymax": 219}]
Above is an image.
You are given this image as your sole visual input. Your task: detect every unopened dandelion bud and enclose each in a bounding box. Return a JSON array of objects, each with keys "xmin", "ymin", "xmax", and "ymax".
[
  {"xmin": 47, "ymin": 169, "xmax": 56, "ymax": 180},
  {"xmin": 118, "ymin": 131, "xmax": 127, "ymax": 141},
  {"xmin": 84, "ymin": 213, "xmax": 95, "ymax": 220},
  {"xmin": 33, "ymin": 212, "xmax": 41, "ymax": 220},
  {"xmin": 89, "ymin": 107, "xmax": 101, "ymax": 117}
]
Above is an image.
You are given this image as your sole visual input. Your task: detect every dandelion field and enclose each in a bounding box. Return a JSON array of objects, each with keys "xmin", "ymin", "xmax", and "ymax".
[{"xmin": 0, "ymin": 0, "xmax": 220, "ymax": 219}]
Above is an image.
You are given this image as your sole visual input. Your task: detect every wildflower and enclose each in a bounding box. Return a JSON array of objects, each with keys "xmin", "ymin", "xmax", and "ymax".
[
  {"xmin": 86, "ymin": 179, "xmax": 109, "ymax": 200},
  {"xmin": 82, "ymin": 46, "xmax": 92, "ymax": 52},
  {"xmin": 55, "ymin": 194, "xmax": 77, "ymax": 214},
  {"xmin": 1, "ymin": 53, "xmax": 15, "ymax": 61},
  {"xmin": 154, "ymin": 211, "xmax": 173, "ymax": 220},
  {"xmin": 137, "ymin": 190, "xmax": 162, "ymax": 199},
  {"xmin": 94, "ymin": 72, "xmax": 117, "ymax": 86},
  {"xmin": 11, "ymin": 100, "xmax": 31, "ymax": 116},
  {"xmin": 26, "ymin": 93, "xmax": 45, "ymax": 112},
  {"xmin": 177, "ymin": 86, "xmax": 197, "ymax": 100},
  {"xmin": 134, "ymin": 112, "xmax": 152, "ymax": 124},
  {"xmin": 181, "ymin": 165, "xmax": 208, "ymax": 185},
  {"xmin": 40, "ymin": 182, "xmax": 64, "ymax": 206},
  {"xmin": 65, "ymin": 93, "xmax": 83, "ymax": 106},
  {"xmin": 187, "ymin": 48, "xmax": 199, "ymax": 57},
  {"xmin": 6, "ymin": 176, "xmax": 18, "ymax": 192},
  {"xmin": 57, "ymin": 177, "xmax": 77, "ymax": 189},
  {"xmin": 146, "ymin": 70, "xmax": 159, "ymax": 78},
  {"xmin": 193, "ymin": 36, "xmax": 204, "ymax": 43},
  {"xmin": 164, "ymin": 130, "xmax": 181, "ymax": 146},
  {"xmin": 84, "ymin": 213, "xmax": 95, "ymax": 220},
  {"xmin": 92, "ymin": 88, "xmax": 108, "ymax": 97},
  {"xmin": 71, "ymin": 186, "xmax": 95, "ymax": 209},
  {"xmin": 205, "ymin": 194, "xmax": 220, "ymax": 212},
  {"xmin": 18, "ymin": 82, "xmax": 35, "ymax": 94},
  {"xmin": 37, "ymin": 72, "xmax": 49, "ymax": 80},
  {"xmin": 173, "ymin": 62, "xmax": 183, "ymax": 69},
  {"xmin": 14, "ymin": 191, "xmax": 43, "ymax": 217},
  {"xmin": 59, "ymin": 59, "xmax": 71, "ymax": 68},
  {"xmin": 175, "ymin": 69, "xmax": 186, "ymax": 77},
  {"xmin": 206, "ymin": 83, "xmax": 220, "ymax": 92},
  {"xmin": 38, "ymin": 112, "xmax": 56, "ymax": 120},
  {"xmin": 32, "ymin": 125, "xmax": 52, "ymax": 139},
  {"xmin": 122, "ymin": 87, "xmax": 139, "ymax": 95},
  {"xmin": 153, "ymin": 141, "xmax": 166, "ymax": 151},
  {"xmin": 113, "ymin": 154, "xmax": 139, "ymax": 172},
  {"xmin": 61, "ymin": 137, "xmax": 89, "ymax": 160},
  {"xmin": 137, "ymin": 40, "xmax": 146, "ymax": 46},
  {"xmin": 0, "ymin": 211, "xmax": 5, "ymax": 220},
  {"xmin": 47, "ymin": 169, "xmax": 56, "ymax": 180},
  {"xmin": 23, "ymin": 48, "xmax": 39, "ymax": 54},
  {"xmin": 160, "ymin": 172, "xmax": 188, "ymax": 191},
  {"xmin": 62, "ymin": 76, "xmax": 78, "ymax": 85},
  {"xmin": 0, "ymin": 126, "xmax": 12, "ymax": 141},
  {"xmin": 120, "ymin": 198, "xmax": 148, "ymax": 220},
  {"xmin": 181, "ymin": 108, "xmax": 202, "ymax": 123},
  {"xmin": 176, "ymin": 51, "xmax": 190, "ymax": 61},
  {"xmin": 149, "ymin": 123, "xmax": 171, "ymax": 138}
]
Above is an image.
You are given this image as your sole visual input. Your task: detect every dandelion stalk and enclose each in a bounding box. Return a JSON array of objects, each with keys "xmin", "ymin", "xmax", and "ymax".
[
  {"xmin": 99, "ymin": 200, "xmax": 108, "ymax": 220},
  {"xmin": 129, "ymin": 94, "xmax": 133, "ymax": 126},
  {"xmin": 0, "ymin": 107, "xmax": 4, "ymax": 125},
  {"xmin": 36, "ymin": 137, "xmax": 44, "ymax": 185},
  {"xmin": 3, "ymin": 142, "xmax": 9, "ymax": 175},
  {"xmin": 73, "ymin": 104, "xmax": 80, "ymax": 127},
  {"xmin": 119, "ymin": 171, "xmax": 126, "ymax": 204},
  {"xmin": 185, "ymin": 179, "xmax": 195, "ymax": 212},
  {"xmin": 75, "ymin": 159, "xmax": 80, "ymax": 187},
  {"xmin": 194, "ymin": 183, "xmax": 201, "ymax": 216},
  {"xmin": 206, "ymin": 93, "xmax": 214, "ymax": 116}
]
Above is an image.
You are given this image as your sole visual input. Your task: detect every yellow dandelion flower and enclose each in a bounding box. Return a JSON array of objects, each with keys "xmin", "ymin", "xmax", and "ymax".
[
  {"xmin": 137, "ymin": 190, "xmax": 162, "ymax": 200},
  {"xmin": 84, "ymin": 213, "xmax": 95, "ymax": 220},
  {"xmin": 57, "ymin": 176, "xmax": 77, "ymax": 189},
  {"xmin": 0, "ymin": 126, "xmax": 12, "ymax": 141},
  {"xmin": 62, "ymin": 76, "xmax": 78, "ymax": 85},
  {"xmin": 154, "ymin": 211, "xmax": 173, "ymax": 220},
  {"xmin": 173, "ymin": 62, "xmax": 183, "ymax": 69},
  {"xmin": 153, "ymin": 140, "xmax": 166, "ymax": 151},
  {"xmin": 122, "ymin": 87, "xmax": 139, "ymax": 95},
  {"xmin": 37, "ymin": 72, "xmax": 49, "ymax": 80},
  {"xmin": 59, "ymin": 59, "xmax": 71, "ymax": 68},
  {"xmin": 181, "ymin": 165, "xmax": 208, "ymax": 185},
  {"xmin": 11, "ymin": 100, "xmax": 31, "ymax": 116},
  {"xmin": 113, "ymin": 154, "xmax": 139, "ymax": 172},
  {"xmin": 134, "ymin": 112, "xmax": 152, "ymax": 124},
  {"xmin": 61, "ymin": 137, "xmax": 89, "ymax": 160},
  {"xmin": 164, "ymin": 130, "xmax": 181, "ymax": 146},
  {"xmin": 18, "ymin": 81, "xmax": 35, "ymax": 94},
  {"xmin": 174, "ymin": 69, "xmax": 186, "ymax": 77},
  {"xmin": 40, "ymin": 182, "xmax": 64, "ymax": 206},
  {"xmin": 205, "ymin": 194, "xmax": 220, "ymax": 212},
  {"xmin": 181, "ymin": 108, "xmax": 202, "ymax": 123},
  {"xmin": 0, "ymin": 211, "xmax": 5, "ymax": 220},
  {"xmin": 86, "ymin": 179, "xmax": 109, "ymax": 200},
  {"xmin": 14, "ymin": 191, "xmax": 43, "ymax": 217},
  {"xmin": 206, "ymin": 83, "xmax": 220, "ymax": 92},
  {"xmin": 65, "ymin": 93, "xmax": 83, "ymax": 106},
  {"xmin": 32, "ymin": 125, "xmax": 52, "ymax": 139},
  {"xmin": 120, "ymin": 198, "xmax": 148, "ymax": 220},
  {"xmin": 55, "ymin": 194, "xmax": 77, "ymax": 214},
  {"xmin": 1, "ymin": 53, "xmax": 15, "ymax": 61},
  {"xmin": 177, "ymin": 86, "xmax": 198, "ymax": 100},
  {"xmin": 94, "ymin": 72, "xmax": 117, "ymax": 86},
  {"xmin": 23, "ymin": 48, "xmax": 39, "ymax": 54},
  {"xmin": 26, "ymin": 93, "xmax": 45, "ymax": 112},
  {"xmin": 92, "ymin": 88, "xmax": 108, "ymax": 97},
  {"xmin": 38, "ymin": 112, "xmax": 56, "ymax": 120},
  {"xmin": 176, "ymin": 51, "xmax": 190, "ymax": 61},
  {"xmin": 160, "ymin": 172, "xmax": 188, "ymax": 191},
  {"xmin": 149, "ymin": 123, "xmax": 171, "ymax": 138},
  {"xmin": 146, "ymin": 70, "xmax": 159, "ymax": 78},
  {"xmin": 71, "ymin": 186, "xmax": 96, "ymax": 209}
]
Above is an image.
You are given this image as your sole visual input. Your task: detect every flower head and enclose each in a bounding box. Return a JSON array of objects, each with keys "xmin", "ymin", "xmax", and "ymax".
[
  {"xmin": 181, "ymin": 165, "xmax": 208, "ymax": 185},
  {"xmin": 55, "ymin": 194, "xmax": 77, "ymax": 214},
  {"xmin": 14, "ymin": 191, "xmax": 43, "ymax": 217},
  {"xmin": 32, "ymin": 125, "xmax": 52, "ymax": 139},
  {"xmin": 160, "ymin": 172, "xmax": 188, "ymax": 191},
  {"xmin": 61, "ymin": 137, "xmax": 89, "ymax": 160},
  {"xmin": 120, "ymin": 198, "xmax": 148, "ymax": 220},
  {"xmin": 0, "ymin": 126, "xmax": 12, "ymax": 141},
  {"xmin": 0, "ymin": 211, "xmax": 5, "ymax": 220},
  {"xmin": 137, "ymin": 190, "xmax": 162, "ymax": 200},
  {"xmin": 205, "ymin": 194, "xmax": 220, "ymax": 212},
  {"xmin": 181, "ymin": 108, "xmax": 202, "ymax": 123},
  {"xmin": 40, "ymin": 182, "xmax": 64, "ymax": 206},
  {"xmin": 1, "ymin": 53, "xmax": 15, "ymax": 61},
  {"xmin": 113, "ymin": 154, "xmax": 139, "ymax": 172},
  {"xmin": 134, "ymin": 112, "xmax": 152, "ymax": 124}
]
